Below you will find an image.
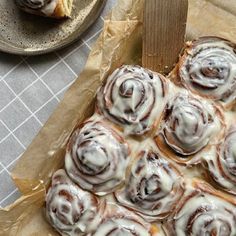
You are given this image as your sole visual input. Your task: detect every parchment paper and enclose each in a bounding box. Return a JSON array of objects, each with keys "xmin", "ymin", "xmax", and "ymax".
[{"xmin": 0, "ymin": 0, "xmax": 235, "ymax": 235}]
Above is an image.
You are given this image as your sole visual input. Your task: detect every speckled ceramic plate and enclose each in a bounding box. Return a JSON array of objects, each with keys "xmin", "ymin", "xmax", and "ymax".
[{"xmin": 0, "ymin": 0, "xmax": 106, "ymax": 55}]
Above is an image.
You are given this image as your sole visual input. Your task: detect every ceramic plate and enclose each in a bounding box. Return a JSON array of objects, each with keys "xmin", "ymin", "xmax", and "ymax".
[{"xmin": 0, "ymin": 0, "xmax": 106, "ymax": 55}]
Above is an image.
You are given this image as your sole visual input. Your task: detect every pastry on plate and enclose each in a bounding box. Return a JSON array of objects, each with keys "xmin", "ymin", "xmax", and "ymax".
[{"xmin": 15, "ymin": 0, "xmax": 73, "ymax": 18}]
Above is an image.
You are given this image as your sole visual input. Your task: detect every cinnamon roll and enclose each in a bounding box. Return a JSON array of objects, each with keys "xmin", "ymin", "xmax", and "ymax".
[
  {"xmin": 65, "ymin": 120, "xmax": 130, "ymax": 195},
  {"xmin": 176, "ymin": 37, "xmax": 236, "ymax": 108},
  {"xmin": 97, "ymin": 65, "xmax": 168, "ymax": 135},
  {"xmin": 115, "ymin": 150, "xmax": 184, "ymax": 222},
  {"xmin": 165, "ymin": 180, "xmax": 236, "ymax": 236},
  {"xmin": 155, "ymin": 92, "xmax": 225, "ymax": 164},
  {"xmin": 90, "ymin": 203, "xmax": 160, "ymax": 236},
  {"xmin": 15, "ymin": 0, "xmax": 73, "ymax": 18},
  {"xmin": 203, "ymin": 126, "xmax": 236, "ymax": 195},
  {"xmin": 46, "ymin": 169, "xmax": 105, "ymax": 236}
]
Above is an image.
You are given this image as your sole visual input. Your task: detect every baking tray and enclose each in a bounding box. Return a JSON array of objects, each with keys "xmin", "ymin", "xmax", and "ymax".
[{"xmin": 0, "ymin": 0, "xmax": 106, "ymax": 55}]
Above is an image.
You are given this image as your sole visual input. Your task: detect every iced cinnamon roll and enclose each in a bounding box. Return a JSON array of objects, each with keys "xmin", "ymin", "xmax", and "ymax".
[
  {"xmin": 97, "ymin": 65, "xmax": 168, "ymax": 135},
  {"xmin": 90, "ymin": 203, "xmax": 160, "ymax": 236},
  {"xmin": 175, "ymin": 37, "xmax": 236, "ymax": 108},
  {"xmin": 65, "ymin": 120, "xmax": 130, "ymax": 195},
  {"xmin": 155, "ymin": 92, "xmax": 225, "ymax": 164},
  {"xmin": 115, "ymin": 150, "xmax": 184, "ymax": 222},
  {"xmin": 164, "ymin": 180, "xmax": 236, "ymax": 236},
  {"xmin": 203, "ymin": 126, "xmax": 236, "ymax": 195},
  {"xmin": 46, "ymin": 169, "xmax": 105, "ymax": 236},
  {"xmin": 15, "ymin": 0, "xmax": 73, "ymax": 18}
]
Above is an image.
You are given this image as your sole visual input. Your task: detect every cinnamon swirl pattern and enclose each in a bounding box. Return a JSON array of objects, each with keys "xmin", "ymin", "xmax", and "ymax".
[
  {"xmin": 15, "ymin": 0, "xmax": 73, "ymax": 18},
  {"xmin": 97, "ymin": 65, "xmax": 168, "ymax": 135},
  {"xmin": 115, "ymin": 150, "xmax": 184, "ymax": 222},
  {"xmin": 16, "ymin": 0, "xmax": 50, "ymax": 9},
  {"xmin": 65, "ymin": 121, "xmax": 129, "ymax": 195},
  {"xmin": 155, "ymin": 93, "xmax": 224, "ymax": 164},
  {"xmin": 46, "ymin": 169, "xmax": 105, "ymax": 236},
  {"xmin": 178, "ymin": 37, "xmax": 236, "ymax": 108},
  {"xmin": 90, "ymin": 203, "xmax": 159, "ymax": 236},
  {"xmin": 203, "ymin": 126, "xmax": 236, "ymax": 195},
  {"xmin": 165, "ymin": 180, "xmax": 236, "ymax": 236}
]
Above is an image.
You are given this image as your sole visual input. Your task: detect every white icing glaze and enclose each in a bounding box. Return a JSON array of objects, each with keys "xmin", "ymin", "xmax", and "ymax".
[
  {"xmin": 41, "ymin": 0, "xmax": 58, "ymax": 15},
  {"xmin": 160, "ymin": 92, "xmax": 223, "ymax": 155},
  {"xmin": 225, "ymin": 110, "xmax": 236, "ymax": 125},
  {"xmin": 46, "ymin": 169, "xmax": 104, "ymax": 236},
  {"xmin": 16, "ymin": 0, "xmax": 58, "ymax": 16},
  {"xmin": 92, "ymin": 218, "xmax": 150, "ymax": 236},
  {"xmin": 97, "ymin": 65, "xmax": 168, "ymax": 135},
  {"xmin": 16, "ymin": 0, "xmax": 48, "ymax": 9},
  {"xmin": 115, "ymin": 150, "xmax": 184, "ymax": 222},
  {"xmin": 65, "ymin": 120, "xmax": 129, "ymax": 195},
  {"xmin": 45, "ymin": 62, "xmax": 236, "ymax": 235},
  {"xmin": 90, "ymin": 203, "xmax": 156, "ymax": 236},
  {"xmin": 180, "ymin": 163, "xmax": 205, "ymax": 179},
  {"xmin": 203, "ymin": 127, "xmax": 236, "ymax": 194},
  {"xmin": 168, "ymin": 184, "xmax": 236, "ymax": 236},
  {"xmin": 179, "ymin": 37, "xmax": 236, "ymax": 107}
]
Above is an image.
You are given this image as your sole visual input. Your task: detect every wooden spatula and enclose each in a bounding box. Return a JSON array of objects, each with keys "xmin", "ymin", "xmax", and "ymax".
[{"xmin": 142, "ymin": 0, "xmax": 188, "ymax": 75}]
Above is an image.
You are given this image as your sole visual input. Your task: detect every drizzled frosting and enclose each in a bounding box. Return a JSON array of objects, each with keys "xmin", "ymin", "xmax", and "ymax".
[
  {"xmin": 45, "ymin": 58, "xmax": 236, "ymax": 236},
  {"xmin": 115, "ymin": 150, "xmax": 184, "ymax": 222},
  {"xmin": 46, "ymin": 169, "xmax": 104, "ymax": 236},
  {"xmin": 203, "ymin": 126, "xmax": 236, "ymax": 194},
  {"xmin": 165, "ymin": 181, "xmax": 236, "ymax": 236},
  {"xmin": 16, "ymin": 0, "xmax": 50, "ymax": 9},
  {"xmin": 97, "ymin": 65, "xmax": 168, "ymax": 135},
  {"xmin": 157, "ymin": 92, "xmax": 223, "ymax": 157},
  {"xmin": 90, "ymin": 203, "xmax": 158, "ymax": 236},
  {"xmin": 65, "ymin": 121, "xmax": 129, "ymax": 195},
  {"xmin": 179, "ymin": 37, "xmax": 236, "ymax": 107},
  {"xmin": 15, "ymin": 0, "xmax": 58, "ymax": 16}
]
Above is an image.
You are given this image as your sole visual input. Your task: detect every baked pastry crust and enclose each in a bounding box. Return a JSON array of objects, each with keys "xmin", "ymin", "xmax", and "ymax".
[
  {"xmin": 115, "ymin": 150, "xmax": 184, "ymax": 222},
  {"xmin": 65, "ymin": 120, "xmax": 130, "ymax": 195},
  {"xmin": 155, "ymin": 92, "xmax": 225, "ymax": 165},
  {"xmin": 45, "ymin": 34, "xmax": 236, "ymax": 235},
  {"xmin": 15, "ymin": 0, "xmax": 73, "ymax": 18},
  {"xmin": 170, "ymin": 36, "xmax": 236, "ymax": 109},
  {"xmin": 46, "ymin": 169, "xmax": 105, "ymax": 235},
  {"xmin": 97, "ymin": 65, "xmax": 168, "ymax": 136},
  {"xmin": 90, "ymin": 203, "xmax": 161, "ymax": 236},
  {"xmin": 202, "ymin": 126, "xmax": 236, "ymax": 195},
  {"xmin": 164, "ymin": 179, "xmax": 236, "ymax": 236}
]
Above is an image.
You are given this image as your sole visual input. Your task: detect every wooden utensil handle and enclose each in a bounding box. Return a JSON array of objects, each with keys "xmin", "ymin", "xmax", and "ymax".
[{"xmin": 142, "ymin": 0, "xmax": 188, "ymax": 74}]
